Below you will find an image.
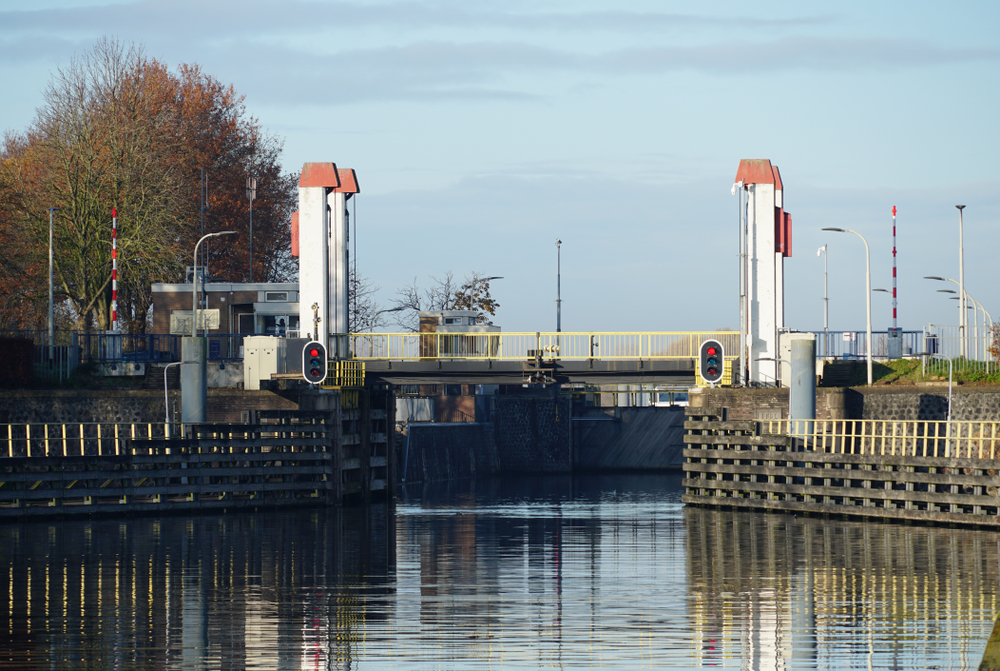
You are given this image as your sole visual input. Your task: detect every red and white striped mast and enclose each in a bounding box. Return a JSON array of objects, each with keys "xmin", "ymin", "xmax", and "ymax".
[
  {"xmin": 111, "ymin": 207, "xmax": 118, "ymax": 331},
  {"xmin": 892, "ymin": 205, "xmax": 897, "ymax": 329}
]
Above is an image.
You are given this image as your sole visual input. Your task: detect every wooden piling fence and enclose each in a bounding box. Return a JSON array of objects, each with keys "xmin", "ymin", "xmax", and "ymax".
[
  {"xmin": 0, "ymin": 410, "xmax": 382, "ymax": 518},
  {"xmin": 683, "ymin": 407, "xmax": 1000, "ymax": 527}
]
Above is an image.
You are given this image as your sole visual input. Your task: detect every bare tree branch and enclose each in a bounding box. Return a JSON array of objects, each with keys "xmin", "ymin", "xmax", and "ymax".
[{"xmin": 390, "ymin": 271, "xmax": 500, "ymax": 331}]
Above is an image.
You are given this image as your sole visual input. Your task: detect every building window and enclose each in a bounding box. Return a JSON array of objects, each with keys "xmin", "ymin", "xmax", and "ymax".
[
  {"xmin": 264, "ymin": 291, "xmax": 289, "ymax": 302},
  {"xmin": 445, "ymin": 384, "xmax": 463, "ymax": 396},
  {"xmin": 399, "ymin": 385, "xmax": 420, "ymax": 395}
]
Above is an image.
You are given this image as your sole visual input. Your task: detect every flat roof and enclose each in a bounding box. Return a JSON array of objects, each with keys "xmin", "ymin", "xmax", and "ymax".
[{"xmin": 152, "ymin": 282, "xmax": 299, "ymax": 293}]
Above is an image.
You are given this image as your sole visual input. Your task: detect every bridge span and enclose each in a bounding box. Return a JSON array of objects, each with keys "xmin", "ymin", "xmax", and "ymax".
[{"xmin": 336, "ymin": 331, "xmax": 739, "ymax": 386}]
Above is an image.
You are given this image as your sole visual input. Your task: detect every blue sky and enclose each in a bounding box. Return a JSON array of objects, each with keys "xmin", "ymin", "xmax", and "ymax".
[{"xmin": 2, "ymin": 0, "xmax": 998, "ymax": 333}]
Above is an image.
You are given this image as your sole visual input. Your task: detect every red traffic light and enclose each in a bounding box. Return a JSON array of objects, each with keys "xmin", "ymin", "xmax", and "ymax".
[
  {"xmin": 302, "ymin": 341, "xmax": 327, "ymax": 384},
  {"xmin": 699, "ymin": 339, "xmax": 725, "ymax": 384}
]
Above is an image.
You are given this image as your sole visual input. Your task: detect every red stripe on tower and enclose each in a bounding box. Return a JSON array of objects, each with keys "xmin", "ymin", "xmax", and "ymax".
[
  {"xmin": 891, "ymin": 206, "xmax": 897, "ymax": 330},
  {"xmin": 111, "ymin": 208, "xmax": 118, "ymax": 332}
]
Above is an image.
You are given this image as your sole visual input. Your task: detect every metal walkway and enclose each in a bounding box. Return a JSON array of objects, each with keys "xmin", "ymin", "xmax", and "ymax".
[{"xmin": 345, "ymin": 331, "xmax": 739, "ymax": 385}]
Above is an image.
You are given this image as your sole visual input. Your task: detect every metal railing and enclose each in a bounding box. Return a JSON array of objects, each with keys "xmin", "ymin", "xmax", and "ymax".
[
  {"xmin": 760, "ymin": 419, "xmax": 1000, "ymax": 459},
  {"xmin": 923, "ymin": 324, "xmax": 995, "ymax": 376},
  {"xmin": 347, "ymin": 331, "xmax": 740, "ymax": 361},
  {"xmin": 807, "ymin": 330, "xmax": 924, "ymax": 359},
  {"xmin": 2, "ymin": 422, "xmax": 173, "ymax": 458},
  {"xmin": 0, "ymin": 330, "xmax": 253, "ymax": 367}
]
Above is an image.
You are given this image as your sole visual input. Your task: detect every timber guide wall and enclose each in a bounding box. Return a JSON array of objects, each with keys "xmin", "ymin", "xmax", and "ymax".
[
  {"xmin": 0, "ymin": 393, "xmax": 394, "ymax": 519},
  {"xmin": 683, "ymin": 406, "xmax": 1000, "ymax": 527}
]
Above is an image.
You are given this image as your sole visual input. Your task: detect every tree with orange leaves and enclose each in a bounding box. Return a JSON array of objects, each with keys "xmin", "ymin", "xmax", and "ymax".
[{"xmin": 0, "ymin": 38, "xmax": 296, "ymax": 333}]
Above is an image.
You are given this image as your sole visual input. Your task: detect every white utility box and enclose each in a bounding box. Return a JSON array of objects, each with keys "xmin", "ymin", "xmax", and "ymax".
[{"xmin": 243, "ymin": 336, "xmax": 310, "ymax": 390}]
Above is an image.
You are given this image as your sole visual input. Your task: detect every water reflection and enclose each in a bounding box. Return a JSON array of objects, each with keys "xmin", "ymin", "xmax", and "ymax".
[
  {"xmin": 0, "ymin": 505, "xmax": 394, "ymax": 670},
  {"xmin": 686, "ymin": 507, "xmax": 1000, "ymax": 669},
  {"xmin": 1, "ymin": 474, "xmax": 997, "ymax": 669}
]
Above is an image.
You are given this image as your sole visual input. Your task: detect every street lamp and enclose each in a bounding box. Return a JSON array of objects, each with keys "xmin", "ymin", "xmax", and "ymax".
[
  {"xmin": 163, "ymin": 360, "xmax": 197, "ymax": 438},
  {"xmin": 182, "ymin": 230, "xmax": 236, "ymax": 426},
  {"xmin": 817, "ymin": 245, "xmax": 829, "ymax": 332},
  {"xmin": 873, "ymin": 288, "xmax": 891, "ymax": 327},
  {"xmin": 956, "ymin": 205, "xmax": 966, "ymax": 358},
  {"xmin": 924, "ymin": 277, "xmax": 990, "ymax": 325},
  {"xmin": 924, "ymin": 275, "xmax": 992, "ymax": 357},
  {"xmin": 192, "ymin": 231, "xmax": 237, "ymax": 336},
  {"xmin": 940, "ymin": 291, "xmax": 979, "ymax": 329},
  {"xmin": 371, "ymin": 305, "xmax": 405, "ymax": 331},
  {"xmin": 247, "ymin": 177, "xmax": 257, "ymax": 283},
  {"xmin": 555, "ymin": 239, "xmax": 562, "ymax": 333},
  {"xmin": 822, "ymin": 228, "xmax": 872, "ymax": 385}
]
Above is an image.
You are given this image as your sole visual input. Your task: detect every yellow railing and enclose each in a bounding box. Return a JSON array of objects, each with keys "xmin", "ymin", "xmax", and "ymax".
[
  {"xmin": 760, "ymin": 419, "xmax": 1000, "ymax": 459},
  {"xmin": 346, "ymin": 331, "xmax": 740, "ymax": 362},
  {"xmin": 329, "ymin": 360, "xmax": 366, "ymax": 388},
  {"xmin": 2, "ymin": 422, "xmax": 171, "ymax": 458}
]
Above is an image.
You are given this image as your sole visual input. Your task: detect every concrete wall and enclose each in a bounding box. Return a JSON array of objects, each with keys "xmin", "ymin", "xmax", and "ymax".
[
  {"xmin": 692, "ymin": 385, "xmax": 1000, "ymax": 422},
  {"xmin": 0, "ymin": 389, "xmax": 300, "ymax": 424},
  {"xmin": 851, "ymin": 385, "xmax": 1000, "ymax": 422},
  {"xmin": 575, "ymin": 406, "xmax": 687, "ymax": 470},
  {"xmin": 400, "ymin": 423, "xmax": 498, "ymax": 483},
  {"xmin": 491, "ymin": 395, "xmax": 571, "ymax": 473}
]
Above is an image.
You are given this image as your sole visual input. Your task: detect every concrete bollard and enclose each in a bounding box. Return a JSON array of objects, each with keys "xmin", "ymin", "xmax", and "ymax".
[{"xmin": 789, "ymin": 335, "xmax": 816, "ymax": 445}]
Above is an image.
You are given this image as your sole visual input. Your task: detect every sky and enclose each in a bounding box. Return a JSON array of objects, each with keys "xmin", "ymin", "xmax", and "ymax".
[{"xmin": 2, "ymin": 0, "xmax": 998, "ymax": 334}]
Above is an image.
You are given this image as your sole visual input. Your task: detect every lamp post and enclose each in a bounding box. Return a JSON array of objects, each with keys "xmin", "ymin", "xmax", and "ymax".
[
  {"xmin": 924, "ymin": 276, "xmax": 992, "ymax": 359},
  {"xmin": 956, "ymin": 205, "xmax": 966, "ymax": 358},
  {"xmin": 822, "ymin": 228, "xmax": 872, "ymax": 385},
  {"xmin": 817, "ymin": 245, "xmax": 828, "ymax": 333},
  {"xmin": 47, "ymin": 207, "xmax": 58, "ymax": 367},
  {"xmin": 164, "ymin": 360, "xmax": 197, "ymax": 438},
  {"xmin": 941, "ymin": 292, "xmax": 978, "ymax": 330},
  {"xmin": 247, "ymin": 177, "xmax": 257, "ymax": 283},
  {"xmin": 555, "ymin": 239, "xmax": 562, "ymax": 333},
  {"xmin": 192, "ymin": 231, "xmax": 237, "ymax": 336},
  {"xmin": 370, "ymin": 305, "xmax": 405, "ymax": 331},
  {"xmin": 183, "ymin": 231, "xmax": 236, "ymax": 424}
]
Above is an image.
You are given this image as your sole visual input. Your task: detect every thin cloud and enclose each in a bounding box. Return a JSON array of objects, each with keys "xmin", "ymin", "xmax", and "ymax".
[
  {"xmin": 605, "ymin": 37, "xmax": 1000, "ymax": 74},
  {"xmin": 0, "ymin": 2, "xmax": 830, "ymax": 38},
  {"xmin": 218, "ymin": 37, "xmax": 1000, "ymax": 104}
]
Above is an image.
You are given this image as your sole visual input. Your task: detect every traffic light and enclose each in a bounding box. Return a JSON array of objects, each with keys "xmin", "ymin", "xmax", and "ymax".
[
  {"xmin": 699, "ymin": 339, "xmax": 724, "ymax": 384},
  {"xmin": 302, "ymin": 341, "xmax": 327, "ymax": 384}
]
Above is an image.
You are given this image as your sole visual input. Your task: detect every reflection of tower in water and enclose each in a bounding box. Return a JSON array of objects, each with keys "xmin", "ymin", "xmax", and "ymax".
[{"xmin": 684, "ymin": 507, "xmax": 1000, "ymax": 668}]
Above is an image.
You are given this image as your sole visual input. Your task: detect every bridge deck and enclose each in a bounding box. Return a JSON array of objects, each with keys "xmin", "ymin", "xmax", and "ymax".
[
  {"xmin": 341, "ymin": 331, "xmax": 737, "ymax": 385},
  {"xmin": 361, "ymin": 358, "xmax": 698, "ymax": 385}
]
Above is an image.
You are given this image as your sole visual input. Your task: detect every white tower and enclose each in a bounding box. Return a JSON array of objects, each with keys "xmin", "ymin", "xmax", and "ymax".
[
  {"xmin": 296, "ymin": 163, "xmax": 360, "ymax": 358},
  {"xmin": 735, "ymin": 159, "xmax": 792, "ymax": 386}
]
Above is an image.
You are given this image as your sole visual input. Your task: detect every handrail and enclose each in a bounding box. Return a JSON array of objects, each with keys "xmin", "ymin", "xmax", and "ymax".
[
  {"xmin": 346, "ymin": 331, "xmax": 740, "ymax": 362},
  {"xmin": 1, "ymin": 421, "xmax": 172, "ymax": 458},
  {"xmin": 760, "ymin": 418, "xmax": 1000, "ymax": 459}
]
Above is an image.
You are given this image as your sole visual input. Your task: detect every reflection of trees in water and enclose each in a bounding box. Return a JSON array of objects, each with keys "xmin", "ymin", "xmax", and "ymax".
[
  {"xmin": 685, "ymin": 506, "xmax": 999, "ymax": 668},
  {"xmin": 0, "ymin": 505, "xmax": 395, "ymax": 669}
]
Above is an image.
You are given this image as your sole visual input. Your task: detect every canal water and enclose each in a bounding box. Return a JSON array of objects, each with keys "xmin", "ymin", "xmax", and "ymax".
[{"xmin": 2, "ymin": 473, "xmax": 997, "ymax": 670}]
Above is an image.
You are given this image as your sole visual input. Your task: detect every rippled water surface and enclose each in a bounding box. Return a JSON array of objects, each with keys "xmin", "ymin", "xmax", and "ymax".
[{"xmin": 2, "ymin": 473, "xmax": 998, "ymax": 669}]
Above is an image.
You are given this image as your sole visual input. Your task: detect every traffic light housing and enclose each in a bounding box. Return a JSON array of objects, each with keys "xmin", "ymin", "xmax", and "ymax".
[
  {"xmin": 699, "ymin": 339, "xmax": 724, "ymax": 385},
  {"xmin": 302, "ymin": 341, "xmax": 328, "ymax": 384}
]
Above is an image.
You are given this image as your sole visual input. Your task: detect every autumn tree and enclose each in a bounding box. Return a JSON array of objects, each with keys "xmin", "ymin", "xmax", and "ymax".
[
  {"xmin": 0, "ymin": 134, "xmax": 49, "ymax": 329},
  {"xmin": 1, "ymin": 40, "xmax": 187, "ymax": 331},
  {"xmin": 0, "ymin": 38, "xmax": 297, "ymax": 334},
  {"xmin": 170, "ymin": 64, "xmax": 297, "ymax": 288}
]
